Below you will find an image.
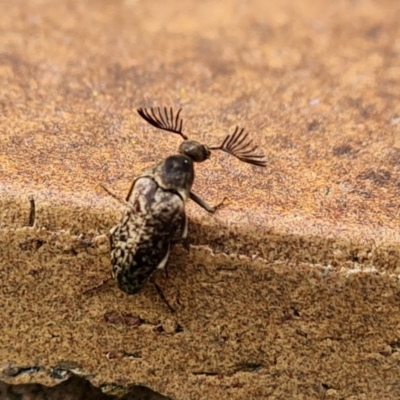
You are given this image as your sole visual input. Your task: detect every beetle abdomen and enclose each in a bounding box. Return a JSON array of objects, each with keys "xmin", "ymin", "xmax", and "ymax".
[{"xmin": 110, "ymin": 177, "xmax": 185, "ymax": 294}]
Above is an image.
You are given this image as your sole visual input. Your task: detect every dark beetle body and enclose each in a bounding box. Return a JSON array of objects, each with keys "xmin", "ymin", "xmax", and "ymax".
[
  {"xmin": 110, "ymin": 107, "xmax": 266, "ymax": 295},
  {"xmin": 110, "ymin": 155, "xmax": 195, "ymax": 294}
]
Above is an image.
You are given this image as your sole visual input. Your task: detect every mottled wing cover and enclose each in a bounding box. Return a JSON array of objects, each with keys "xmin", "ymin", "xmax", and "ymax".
[{"xmin": 110, "ymin": 177, "xmax": 186, "ymax": 294}]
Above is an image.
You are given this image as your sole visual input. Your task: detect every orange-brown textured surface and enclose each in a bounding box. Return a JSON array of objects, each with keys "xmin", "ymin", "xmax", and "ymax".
[{"xmin": 1, "ymin": 0, "xmax": 400, "ymax": 399}]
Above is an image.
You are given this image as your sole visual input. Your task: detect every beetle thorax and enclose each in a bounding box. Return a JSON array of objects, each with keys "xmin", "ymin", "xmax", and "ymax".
[{"xmin": 151, "ymin": 154, "xmax": 195, "ymax": 201}]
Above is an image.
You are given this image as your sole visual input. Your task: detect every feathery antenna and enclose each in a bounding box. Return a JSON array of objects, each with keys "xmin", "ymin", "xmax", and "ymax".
[
  {"xmin": 209, "ymin": 127, "xmax": 266, "ymax": 167},
  {"xmin": 137, "ymin": 107, "xmax": 188, "ymax": 140}
]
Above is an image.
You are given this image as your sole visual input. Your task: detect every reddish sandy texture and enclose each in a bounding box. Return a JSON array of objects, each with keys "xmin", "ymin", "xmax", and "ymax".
[{"xmin": 1, "ymin": 0, "xmax": 400, "ymax": 399}]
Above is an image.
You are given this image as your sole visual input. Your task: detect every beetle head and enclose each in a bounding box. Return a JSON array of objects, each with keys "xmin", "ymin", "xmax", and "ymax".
[{"xmin": 178, "ymin": 140, "xmax": 210, "ymax": 163}]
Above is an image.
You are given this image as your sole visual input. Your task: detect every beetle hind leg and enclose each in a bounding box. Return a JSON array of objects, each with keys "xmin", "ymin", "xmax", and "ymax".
[{"xmin": 154, "ymin": 282, "xmax": 175, "ymax": 312}]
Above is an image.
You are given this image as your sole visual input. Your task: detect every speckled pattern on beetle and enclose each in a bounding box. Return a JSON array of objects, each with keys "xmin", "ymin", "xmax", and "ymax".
[{"xmin": 110, "ymin": 107, "xmax": 266, "ymax": 295}]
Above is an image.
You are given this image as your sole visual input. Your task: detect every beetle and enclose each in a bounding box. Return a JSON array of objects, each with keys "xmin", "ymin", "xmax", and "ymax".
[{"xmin": 109, "ymin": 107, "xmax": 266, "ymax": 296}]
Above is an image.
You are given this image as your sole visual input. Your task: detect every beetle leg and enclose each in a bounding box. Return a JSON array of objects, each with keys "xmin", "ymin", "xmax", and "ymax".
[
  {"xmin": 99, "ymin": 184, "xmax": 126, "ymax": 205},
  {"xmin": 190, "ymin": 192, "xmax": 228, "ymax": 213},
  {"xmin": 190, "ymin": 191, "xmax": 216, "ymax": 213},
  {"xmin": 171, "ymin": 212, "xmax": 188, "ymax": 244},
  {"xmin": 154, "ymin": 282, "xmax": 175, "ymax": 312},
  {"xmin": 181, "ymin": 213, "xmax": 188, "ymax": 239}
]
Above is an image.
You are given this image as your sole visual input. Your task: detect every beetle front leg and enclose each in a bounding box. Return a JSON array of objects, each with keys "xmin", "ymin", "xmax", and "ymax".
[
  {"xmin": 190, "ymin": 191, "xmax": 215, "ymax": 213},
  {"xmin": 190, "ymin": 191, "xmax": 227, "ymax": 214}
]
